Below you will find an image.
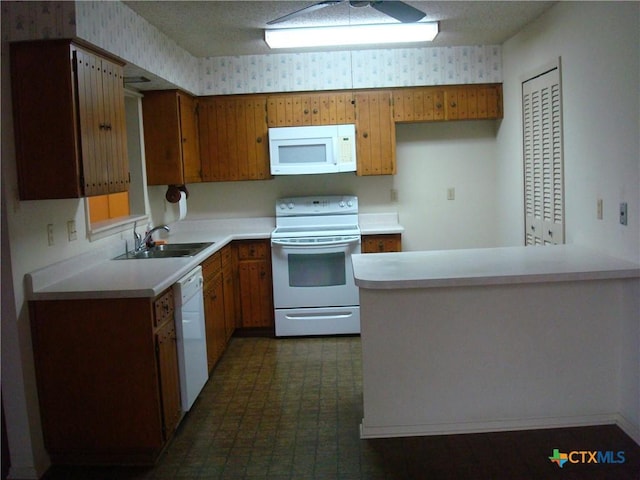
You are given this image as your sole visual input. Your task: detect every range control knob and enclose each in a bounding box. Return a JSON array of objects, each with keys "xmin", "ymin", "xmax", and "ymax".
[
  {"xmin": 279, "ymin": 203, "xmax": 287, "ymax": 210},
  {"xmin": 339, "ymin": 201, "xmax": 345, "ymax": 208},
  {"xmin": 347, "ymin": 200, "xmax": 353, "ymax": 207},
  {"xmin": 288, "ymin": 202, "xmax": 295, "ymax": 209}
]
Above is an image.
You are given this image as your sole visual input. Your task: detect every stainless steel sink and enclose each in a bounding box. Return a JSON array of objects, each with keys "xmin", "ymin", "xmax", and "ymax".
[{"xmin": 113, "ymin": 242, "xmax": 214, "ymax": 260}]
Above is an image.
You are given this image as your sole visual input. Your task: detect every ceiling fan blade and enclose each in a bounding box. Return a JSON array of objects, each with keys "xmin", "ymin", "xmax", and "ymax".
[
  {"xmin": 370, "ymin": 1, "xmax": 426, "ymax": 23},
  {"xmin": 267, "ymin": 1, "xmax": 344, "ymax": 25}
]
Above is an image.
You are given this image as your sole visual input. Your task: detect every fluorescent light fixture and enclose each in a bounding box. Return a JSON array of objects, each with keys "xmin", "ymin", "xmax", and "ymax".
[{"xmin": 265, "ymin": 22, "xmax": 439, "ymax": 49}]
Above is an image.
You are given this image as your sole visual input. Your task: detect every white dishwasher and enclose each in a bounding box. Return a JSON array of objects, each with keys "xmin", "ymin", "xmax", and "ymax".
[{"xmin": 173, "ymin": 266, "xmax": 208, "ymax": 412}]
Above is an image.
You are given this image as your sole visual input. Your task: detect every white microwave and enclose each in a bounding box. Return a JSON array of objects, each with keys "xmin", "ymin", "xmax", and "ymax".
[{"xmin": 268, "ymin": 124, "xmax": 357, "ymax": 175}]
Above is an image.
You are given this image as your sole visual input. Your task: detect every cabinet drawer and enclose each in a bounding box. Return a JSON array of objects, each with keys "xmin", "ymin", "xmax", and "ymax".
[
  {"xmin": 237, "ymin": 241, "xmax": 269, "ymax": 260},
  {"xmin": 154, "ymin": 289, "xmax": 174, "ymax": 328},
  {"xmin": 362, "ymin": 234, "xmax": 402, "ymax": 253}
]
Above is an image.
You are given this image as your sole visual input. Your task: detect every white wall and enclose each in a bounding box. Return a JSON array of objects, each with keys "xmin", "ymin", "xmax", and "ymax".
[{"xmin": 496, "ymin": 2, "xmax": 640, "ymax": 263}]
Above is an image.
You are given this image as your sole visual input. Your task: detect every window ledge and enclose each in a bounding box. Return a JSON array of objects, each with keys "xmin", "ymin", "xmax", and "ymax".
[{"xmin": 89, "ymin": 214, "xmax": 149, "ymax": 242}]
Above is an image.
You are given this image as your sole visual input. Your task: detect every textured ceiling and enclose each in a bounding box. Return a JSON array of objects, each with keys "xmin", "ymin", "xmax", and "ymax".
[{"xmin": 123, "ymin": 1, "xmax": 556, "ymax": 58}]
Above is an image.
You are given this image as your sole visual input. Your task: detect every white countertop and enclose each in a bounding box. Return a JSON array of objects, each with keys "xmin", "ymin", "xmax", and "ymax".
[
  {"xmin": 26, "ymin": 217, "xmax": 275, "ymax": 300},
  {"xmin": 352, "ymin": 244, "xmax": 640, "ymax": 289},
  {"xmin": 27, "ymin": 212, "xmax": 404, "ymax": 301}
]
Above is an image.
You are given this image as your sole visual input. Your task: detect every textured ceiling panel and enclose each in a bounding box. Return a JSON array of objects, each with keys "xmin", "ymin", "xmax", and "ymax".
[{"xmin": 123, "ymin": 1, "xmax": 556, "ymax": 58}]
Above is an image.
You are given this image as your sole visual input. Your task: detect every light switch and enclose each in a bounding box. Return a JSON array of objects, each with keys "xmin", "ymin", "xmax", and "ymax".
[{"xmin": 67, "ymin": 220, "xmax": 78, "ymax": 241}]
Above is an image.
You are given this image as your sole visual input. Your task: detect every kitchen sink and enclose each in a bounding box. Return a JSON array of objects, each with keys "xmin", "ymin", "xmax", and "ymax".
[{"xmin": 113, "ymin": 242, "xmax": 214, "ymax": 260}]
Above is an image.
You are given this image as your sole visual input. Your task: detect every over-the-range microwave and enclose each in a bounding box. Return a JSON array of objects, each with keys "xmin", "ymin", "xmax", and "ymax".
[{"xmin": 268, "ymin": 124, "xmax": 357, "ymax": 175}]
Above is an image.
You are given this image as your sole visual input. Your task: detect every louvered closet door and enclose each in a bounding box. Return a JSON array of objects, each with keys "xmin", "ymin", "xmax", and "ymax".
[{"xmin": 522, "ymin": 67, "xmax": 564, "ymax": 245}]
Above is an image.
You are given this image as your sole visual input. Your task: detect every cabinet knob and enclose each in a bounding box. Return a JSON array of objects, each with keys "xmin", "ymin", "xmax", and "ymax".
[
  {"xmin": 256, "ymin": 137, "xmax": 262, "ymax": 143},
  {"xmin": 436, "ymin": 103, "xmax": 443, "ymax": 109},
  {"xmin": 313, "ymin": 108, "xmax": 318, "ymax": 114},
  {"xmin": 450, "ymin": 101, "xmax": 457, "ymax": 107},
  {"xmin": 548, "ymin": 230, "xmax": 553, "ymax": 237},
  {"xmin": 363, "ymin": 132, "xmax": 369, "ymax": 139},
  {"xmin": 304, "ymin": 109, "xmax": 309, "ymax": 114}
]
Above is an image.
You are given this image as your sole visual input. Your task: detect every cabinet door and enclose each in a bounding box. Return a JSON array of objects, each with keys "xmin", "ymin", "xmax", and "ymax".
[
  {"xmin": 354, "ymin": 90, "xmax": 396, "ymax": 176},
  {"xmin": 143, "ymin": 90, "xmax": 200, "ymax": 185},
  {"xmin": 155, "ymin": 319, "xmax": 181, "ymax": 440},
  {"xmin": 100, "ymin": 55, "xmax": 129, "ymax": 193},
  {"xmin": 238, "ymin": 260, "xmax": 274, "ymax": 328},
  {"xmin": 393, "ymin": 86, "xmax": 445, "ymax": 122},
  {"xmin": 178, "ymin": 92, "xmax": 201, "ymax": 183},
  {"xmin": 223, "ymin": 260, "xmax": 236, "ymax": 341},
  {"xmin": 199, "ymin": 95, "xmax": 269, "ymax": 181},
  {"xmin": 204, "ymin": 272, "xmax": 225, "ymax": 371},
  {"xmin": 75, "ymin": 48, "xmax": 129, "ymax": 196}
]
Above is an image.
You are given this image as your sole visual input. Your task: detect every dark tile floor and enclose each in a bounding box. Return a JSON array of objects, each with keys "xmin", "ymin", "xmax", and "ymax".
[{"xmin": 44, "ymin": 336, "xmax": 640, "ymax": 479}]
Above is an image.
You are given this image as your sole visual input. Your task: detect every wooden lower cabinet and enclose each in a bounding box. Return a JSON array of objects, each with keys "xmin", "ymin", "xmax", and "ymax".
[
  {"xmin": 236, "ymin": 240, "xmax": 274, "ymax": 330},
  {"xmin": 362, "ymin": 234, "xmax": 402, "ymax": 253},
  {"xmin": 29, "ymin": 289, "xmax": 181, "ymax": 465}
]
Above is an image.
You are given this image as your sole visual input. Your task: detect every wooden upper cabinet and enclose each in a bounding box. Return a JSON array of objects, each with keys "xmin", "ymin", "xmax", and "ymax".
[
  {"xmin": 393, "ymin": 87, "xmax": 445, "ymax": 122},
  {"xmin": 198, "ymin": 95, "xmax": 270, "ymax": 181},
  {"xmin": 142, "ymin": 90, "xmax": 201, "ymax": 185},
  {"xmin": 354, "ymin": 90, "xmax": 396, "ymax": 176},
  {"xmin": 10, "ymin": 40, "xmax": 129, "ymax": 199},
  {"xmin": 393, "ymin": 84, "xmax": 503, "ymax": 123},
  {"xmin": 266, "ymin": 91, "xmax": 355, "ymax": 127}
]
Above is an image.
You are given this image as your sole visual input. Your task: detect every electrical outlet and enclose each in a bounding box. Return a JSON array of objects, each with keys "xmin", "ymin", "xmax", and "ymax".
[
  {"xmin": 447, "ymin": 187, "xmax": 455, "ymax": 201},
  {"xmin": 620, "ymin": 202, "xmax": 628, "ymax": 226},
  {"xmin": 390, "ymin": 188, "xmax": 398, "ymax": 202},
  {"xmin": 47, "ymin": 224, "xmax": 54, "ymax": 246},
  {"xmin": 67, "ymin": 220, "xmax": 78, "ymax": 241},
  {"xmin": 597, "ymin": 199, "xmax": 603, "ymax": 220}
]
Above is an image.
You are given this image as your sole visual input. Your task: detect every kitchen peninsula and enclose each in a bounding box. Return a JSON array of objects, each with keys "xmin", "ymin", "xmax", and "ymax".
[{"xmin": 352, "ymin": 245, "xmax": 640, "ymax": 442}]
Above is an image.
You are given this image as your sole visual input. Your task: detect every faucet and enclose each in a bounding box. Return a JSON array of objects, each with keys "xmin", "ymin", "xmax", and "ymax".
[{"xmin": 134, "ymin": 223, "xmax": 170, "ymax": 252}]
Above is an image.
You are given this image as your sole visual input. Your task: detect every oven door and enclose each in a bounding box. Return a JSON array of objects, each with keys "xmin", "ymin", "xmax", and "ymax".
[{"xmin": 271, "ymin": 235, "xmax": 360, "ymax": 309}]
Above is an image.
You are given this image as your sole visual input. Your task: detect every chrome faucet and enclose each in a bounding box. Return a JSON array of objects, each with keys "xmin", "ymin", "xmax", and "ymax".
[{"xmin": 134, "ymin": 223, "xmax": 170, "ymax": 252}]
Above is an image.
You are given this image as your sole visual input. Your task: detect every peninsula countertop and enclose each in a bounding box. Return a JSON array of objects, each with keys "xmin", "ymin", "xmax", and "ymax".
[{"xmin": 352, "ymin": 244, "xmax": 640, "ymax": 289}]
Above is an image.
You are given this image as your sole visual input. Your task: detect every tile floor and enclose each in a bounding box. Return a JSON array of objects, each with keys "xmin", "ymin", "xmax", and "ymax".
[{"xmin": 43, "ymin": 336, "xmax": 640, "ymax": 479}]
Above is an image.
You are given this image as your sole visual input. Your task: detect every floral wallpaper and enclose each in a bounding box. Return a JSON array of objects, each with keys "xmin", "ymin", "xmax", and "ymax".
[
  {"xmin": 200, "ymin": 45, "xmax": 502, "ymax": 95},
  {"xmin": 3, "ymin": 1, "xmax": 502, "ymax": 97},
  {"xmin": 1, "ymin": 1, "xmax": 76, "ymax": 42},
  {"xmin": 74, "ymin": 1, "xmax": 200, "ymax": 94}
]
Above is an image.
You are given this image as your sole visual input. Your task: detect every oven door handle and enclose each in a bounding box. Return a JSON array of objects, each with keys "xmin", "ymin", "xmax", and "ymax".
[{"xmin": 271, "ymin": 236, "xmax": 360, "ymax": 248}]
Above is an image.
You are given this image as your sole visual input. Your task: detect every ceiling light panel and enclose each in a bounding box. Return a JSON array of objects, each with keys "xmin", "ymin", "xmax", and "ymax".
[{"xmin": 265, "ymin": 22, "xmax": 439, "ymax": 49}]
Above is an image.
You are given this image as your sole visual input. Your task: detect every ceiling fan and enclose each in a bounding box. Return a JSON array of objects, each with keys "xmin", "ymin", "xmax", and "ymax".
[{"xmin": 267, "ymin": 1, "xmax": 426, "ymax": 25}]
